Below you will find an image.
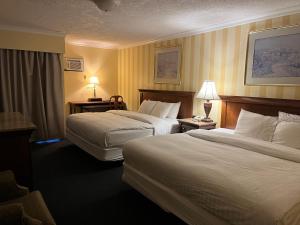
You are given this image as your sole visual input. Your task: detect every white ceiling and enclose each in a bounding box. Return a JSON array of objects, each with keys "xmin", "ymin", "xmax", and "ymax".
[{"xmin": 0, "ymin": 0, "xmax": 300, "ymax": 49}]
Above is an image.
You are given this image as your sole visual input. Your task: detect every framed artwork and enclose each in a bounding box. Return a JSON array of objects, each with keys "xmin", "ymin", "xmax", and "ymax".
[
  {"xmin": 245, "ymin": 25, "xmax": 300, "ymax": 86},
  {"xmin": 154, "ymin": 47, "xmax": 181, "ymax": 84},
  {"xmin": 64, "ymin": 57, "xmax": 84, "ymax": 72}
]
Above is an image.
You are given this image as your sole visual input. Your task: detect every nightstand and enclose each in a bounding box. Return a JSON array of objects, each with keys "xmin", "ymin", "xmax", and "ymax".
[
  {"xmin": 178, "ymin": 118, "xmax": 216, "ymax": 133},
  {"xmin": 69, "ymin": 101, "xmax": 127, "ymax": 114}
]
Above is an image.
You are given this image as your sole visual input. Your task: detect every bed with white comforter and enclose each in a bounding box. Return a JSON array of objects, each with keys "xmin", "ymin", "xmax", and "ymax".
[
  {"xmin": 123, "ymin": 129, "xmax": 300, "ymax": 225},
  {"xmin": 66, "ymin": 110, "xmax": 178, "ymax": 160}
]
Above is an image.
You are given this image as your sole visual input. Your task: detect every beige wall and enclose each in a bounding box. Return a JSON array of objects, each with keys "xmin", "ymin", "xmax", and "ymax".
[
  {"xmin": 0, "ymin": 29, "xmax": 65, "ymax": 53},
  {"xmin": 118, "ymin": 13, "xmax": 300, "ymax": 124},
  {"xmin": 64, "ymin": 44, "xmax": 118, "ymax": 115}
]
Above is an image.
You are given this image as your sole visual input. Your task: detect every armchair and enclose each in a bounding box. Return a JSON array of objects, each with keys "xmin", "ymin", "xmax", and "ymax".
[{"xmin": 0, "ymin": 170, "xmax": 56, "ymax": 225}]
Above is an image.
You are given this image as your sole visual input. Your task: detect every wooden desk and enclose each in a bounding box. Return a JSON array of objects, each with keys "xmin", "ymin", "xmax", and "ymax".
[
  {"xmin": 69, "ymin": 101, "xmax": 127, "ymax": 114},
  {"xmin": 0, "ymin": 112, "xmax": 36, "ymax": 187}
]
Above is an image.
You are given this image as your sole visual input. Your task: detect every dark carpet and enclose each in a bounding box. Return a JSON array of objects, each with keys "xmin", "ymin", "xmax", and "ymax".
[{"xmin": 32, "ymin": 140, "xmax": 186, "ymax": 225}]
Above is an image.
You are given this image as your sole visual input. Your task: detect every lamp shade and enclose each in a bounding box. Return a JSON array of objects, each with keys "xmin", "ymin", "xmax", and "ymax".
[
  {"xmin": 196, "ymin": 80, "xmax": 219, "ymax": 100},
  {"xmin": 89, "ymin": 76, "xmax": 99, "ymax": 85}
]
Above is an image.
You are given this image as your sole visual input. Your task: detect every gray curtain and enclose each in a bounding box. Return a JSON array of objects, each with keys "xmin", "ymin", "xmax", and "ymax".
[{"xmin": 0, "ymin": 49, "xmax": 64, "ymax": 139}]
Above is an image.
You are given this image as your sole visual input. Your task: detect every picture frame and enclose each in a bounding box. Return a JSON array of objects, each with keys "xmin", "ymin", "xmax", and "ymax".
[
  {"xmin": 154, "ymin": 47, "xmax": 181, "ymax": 84},
  {"xmin": 245, "ymin": 25, "xmax": 300, "ymax": 86},
  {"xmin": 64, "ymin": 57, "xmax": 84, "ymax": 72}
]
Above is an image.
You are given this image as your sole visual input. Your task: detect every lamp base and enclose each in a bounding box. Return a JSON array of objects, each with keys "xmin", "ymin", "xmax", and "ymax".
[
  {"xmin": 88, "ymin": 97, "xmax": 102, "ymax": 102},
  {"xmin": 201, "ymin": 117, "xmax": 213, "ymax": 122},
  {"xmin": 202, "ymin": 101, "xmax": 213, "ymax": 122}
]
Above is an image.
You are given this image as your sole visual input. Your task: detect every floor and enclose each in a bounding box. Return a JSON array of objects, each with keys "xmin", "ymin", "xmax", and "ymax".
[{"xmin": 32, "ymin": 140, "xmax": 186, "ymax": 225}]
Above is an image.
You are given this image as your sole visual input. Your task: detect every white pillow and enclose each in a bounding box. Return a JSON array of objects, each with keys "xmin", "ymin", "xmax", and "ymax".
[
  {"xmin": 138, "ymin": 100, "xmax": 158, "ymax": 114},
  {"xmin": 272, "ymin": 121, "xmax": 300, "ymax": 150},
  {"xmin": 279, "ymin": 111, "xmax": 300, "ymax": 123},
  {"xmin": 234, "ymin": 109, "xmax": 278, "ymax": 141},
  {"xmin": 151, "ymin": 102, "xmax": 173, "ymax": 118},
  {"xmin": 167, "ymin": 102, "xmax": 181, "ymax": 119}
]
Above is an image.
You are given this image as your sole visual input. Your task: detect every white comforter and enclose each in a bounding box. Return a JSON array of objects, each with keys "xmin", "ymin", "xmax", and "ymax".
[
  {"xmin": 66, "ymin": 110, "xmax": 172, "ymax": 148},
  {"xmin": 123, "ymin": 129, "xmax": 300, "ymax": 225}
]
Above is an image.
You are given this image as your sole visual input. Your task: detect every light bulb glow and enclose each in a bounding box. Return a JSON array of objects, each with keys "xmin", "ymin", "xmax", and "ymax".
[{"xmin": 89, "ymin": 76, "xmax": 99, "ymax": 85}]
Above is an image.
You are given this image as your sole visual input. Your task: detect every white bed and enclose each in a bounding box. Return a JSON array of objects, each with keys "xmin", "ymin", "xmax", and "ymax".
[
  {"xmin": 66, "ymin": 89, "xmax": 195, "ymax": 161},
  {"xmin": 122, "ymin": 128, "xmax": 300, "ymax": 225},
  {"xmin": 66, "ymin": 110, "xmax": 179, "ymax": 161},
  {"xmin": 122, "ymin": 96, "xmax": 300, "ymax": 225}
]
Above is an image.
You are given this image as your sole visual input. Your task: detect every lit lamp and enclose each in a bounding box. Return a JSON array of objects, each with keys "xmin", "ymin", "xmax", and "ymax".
[
  {"xmin": 88, "ymin": 76, "xmax": 102, "ymax": 102},
  {"xmin": 196, "ymin": 80, "xmax": 219, "ymax": 122}
]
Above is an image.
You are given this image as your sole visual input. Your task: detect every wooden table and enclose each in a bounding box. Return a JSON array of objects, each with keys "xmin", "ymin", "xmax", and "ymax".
[
  {"xmin": 69, "ymin": 101, "xmax": 127, "ymax": 114},
  {"xmin": 178, "ymin": 118, "xmax": 216, "ymax": 132},
  {"xmin": 0, "ymin": 112, "xmax": 36, "ymax": 187}
]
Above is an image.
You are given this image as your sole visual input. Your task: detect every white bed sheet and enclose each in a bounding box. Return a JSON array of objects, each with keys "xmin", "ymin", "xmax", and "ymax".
[
  {"xmin": 123, "ymin": 129, "xmax": 300, "ymax": 225},
  {"xmin": 66, "ymin": 128, "xmax": 123, "ymax": 161},
  {"xmin": 163, "ymin": 118, "xmax": 180, "ymax": 134},
  {"xmin": 123, "ymin": 163, "xmax": 229, "ymax": 225},
  {"xmin": 66, "ymin": 111, "xmax": 178, "ymax": 160},
  {"xmin": 212, "ymin": 127, "xmax": 234, "ymax": 134}
]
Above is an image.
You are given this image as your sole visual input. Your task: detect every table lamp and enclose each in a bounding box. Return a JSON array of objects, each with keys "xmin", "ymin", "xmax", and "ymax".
[
  {"xmin": 88, "ymin": 76, "xmax": 102, "ymax": 102},
  {"xmin": 196, "ymin": 80, "xmax": 219, "ymax": 122}
]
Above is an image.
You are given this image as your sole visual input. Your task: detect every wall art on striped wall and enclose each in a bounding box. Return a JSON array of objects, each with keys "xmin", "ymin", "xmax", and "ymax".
[
  {"xmin": 118, "ymin": 13, "xmax": 300, "ymax": 120},
  {"xmin": 154, "ymin": 47, "xmax": 181, "ymax": 84},
  {"xmin": 246, "ymin": 25, "xmax": 300, "ymax": 86}
]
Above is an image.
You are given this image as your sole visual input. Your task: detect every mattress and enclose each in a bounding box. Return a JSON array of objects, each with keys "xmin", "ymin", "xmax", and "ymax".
[
  {"xmin": 123, "ymin": 129, "xmax": 300, "ymax": 225},
  {"xmin": 212, "ymin": 127, "xmax": 234, "ymax": 134},
  {"xmin": 123, "ymin": 163, "xmax": 229, "ymax": 225},
  {"xmin": 66, "ymin": 110, "xmax": 178, "ymax": 160}
]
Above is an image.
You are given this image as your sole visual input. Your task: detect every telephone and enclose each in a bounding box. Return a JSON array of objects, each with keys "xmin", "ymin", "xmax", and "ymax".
[{"xmin": 192, "ymin": 115, "xmax": 204, "ymax": 121}]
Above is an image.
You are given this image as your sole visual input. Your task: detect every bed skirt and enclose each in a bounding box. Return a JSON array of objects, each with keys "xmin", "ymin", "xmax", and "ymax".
[
  {"xmin": 122, "ymin": 163, "xmax": 229, "ymax": 225},
  {"xmin": 66, "ymin": 128, "xmax": 123, "ymax": 161}
]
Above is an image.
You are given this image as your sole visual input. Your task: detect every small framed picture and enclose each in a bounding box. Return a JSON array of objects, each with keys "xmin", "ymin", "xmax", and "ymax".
[
  {"xmin": 154, "ymin": 47, "xmax": 181, "ymax": 84},
  {"xmin": 64, "ymin": 57, "xmax": 84, "ymax": 72},
  {"xmin": 245, "ymin": 25, "xmax": 300, "ymax": 86}
]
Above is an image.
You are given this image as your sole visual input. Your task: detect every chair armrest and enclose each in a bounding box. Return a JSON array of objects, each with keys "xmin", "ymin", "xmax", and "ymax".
[
  {"xmin": 0, "ymin": 203, "xmax": 24, "ymax": 224},
  {"xmin": 0, "ymin": 203, "xmax": 43, "ymax": 225},
  {"xmin": 0, "ymin": 170, "xmax": 29, "ymax": 202}
]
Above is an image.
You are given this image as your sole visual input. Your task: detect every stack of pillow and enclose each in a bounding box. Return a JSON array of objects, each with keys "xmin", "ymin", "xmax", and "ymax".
[
  {"xmin": 235, "ymin": 109, "xmax": 300, "ymax": 149},
  {"xmin": 138, "ymin": 100, "xmax": 181, "ymax": 119}
]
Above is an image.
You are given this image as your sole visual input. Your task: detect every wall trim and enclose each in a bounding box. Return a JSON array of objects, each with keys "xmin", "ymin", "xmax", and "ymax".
[
  {"xmin": 65, "ymin": 40, "xmax": 120, "ymax": 50},
  {"xmin": 0, "ymin": 24, "xmax": 65, "ymax": 37}
]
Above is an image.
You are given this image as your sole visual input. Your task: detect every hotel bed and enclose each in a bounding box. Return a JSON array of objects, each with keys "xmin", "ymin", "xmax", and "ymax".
[
  {"xmin": 66, "ymin": 89, "xmax": 194, "ymax": 161},
  {"xmin": 122, "ymin": 95, "xmax": 300, "ymax": 225}
]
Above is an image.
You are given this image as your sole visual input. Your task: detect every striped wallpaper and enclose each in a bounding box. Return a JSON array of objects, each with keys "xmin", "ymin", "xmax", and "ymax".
[{"xmin": 118, "ymin": 13, "xmax": 300, "ymax": 123}]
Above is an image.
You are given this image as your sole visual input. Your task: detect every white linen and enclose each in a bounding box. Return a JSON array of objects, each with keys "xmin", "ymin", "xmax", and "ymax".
[
  {"xmin": 279, "ymin": 111, "xmax": 300, "ymax": 122},
  {"xmin": 271, "ymin": 112, "xmax": 300, "ymax": 149},
  {"xmin": 188, "ymin": 129, "xmax": 300, "ymax": 162},
  {"xmin": 150, "ymin": 102, "xmax": 173, "ymax": 118},
  {"xmin": 138, "ymin": 100, "xmax": 158, "ymax": 114},
  {"xmin": 66, "ymin": 128, "xmax": 124, "ymax": 161},
  {"xmin": 67, "ymin": 111, "xmax": 172, "ymax": 149},
  {"xmin": 212, "ymin": 128, "xmax": 234, "ymax": 134},
  {"xmin": 272, "ymin": 121, "xmax": 300, "ymax": 150},
  {"xmin": 163, "ymin": 118, "xmax": 180, "ymax": 133},
  {"xmin": 109, "ymin": 110, "xmax": 173, "ymax": 135},
  {"xmin": 234, "ymin": 109, "xmax": 277, "ymax": 141},
  {"xmin": 167, "ymin": 102, "xmax": 181, "ymax": 119},
  {"xmin": 123, "ymin": 164, "xmax": 230, "ymax": 225},
  {"xmin": 123, "ymin": 129, "xmax": 300, "ymax": 225}
]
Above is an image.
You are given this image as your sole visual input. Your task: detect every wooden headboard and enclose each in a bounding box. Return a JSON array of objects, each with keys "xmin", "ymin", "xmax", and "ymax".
[
  {"xmin": 139, "ymin": 89, "xmax": 195, "ymax": 119},
  {"xmin": 220, "ymin": 95, "xmax": 300, "ymax": 129}
]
